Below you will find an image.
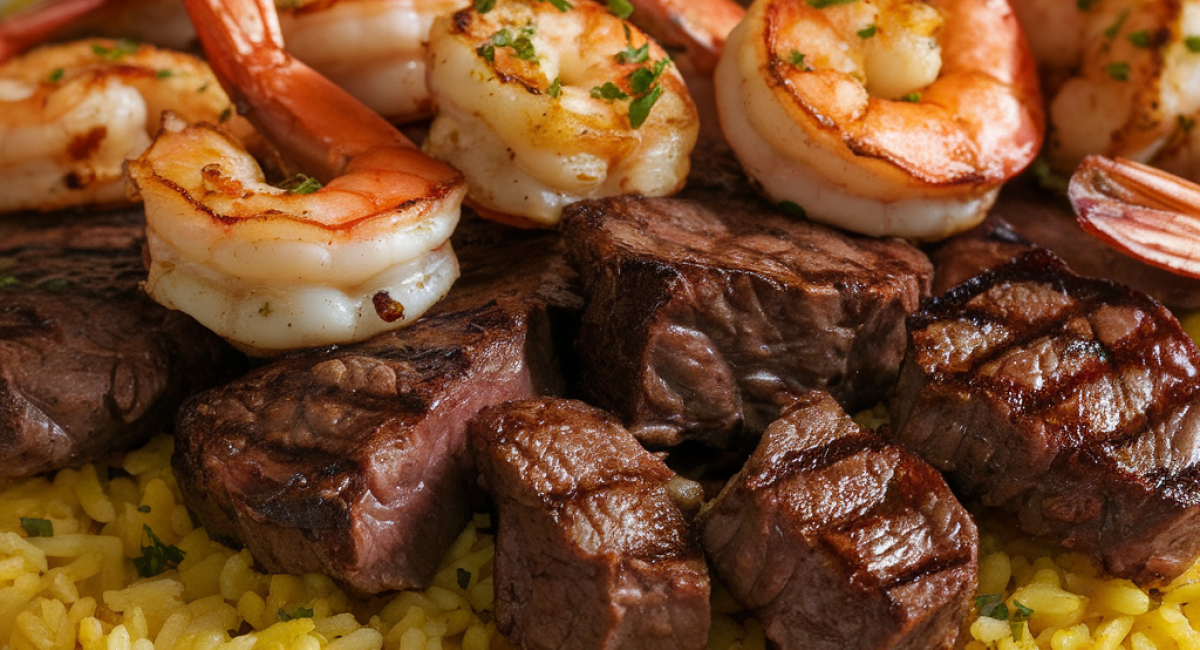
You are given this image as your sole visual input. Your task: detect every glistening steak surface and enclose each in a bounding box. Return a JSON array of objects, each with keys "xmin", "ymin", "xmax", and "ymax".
[
  {"xmin": 470, "ymin": 398, "xmax": 710, "ymax": 650},
  {"xmin": 173, "ymin": 217, "xmax": 582, "ymax": 595},
  {"xmin": 700, "ymin": 391, "xmax": 976, "ymax": 650},
  {"xmin": 890, "ymin": 249, "xmax": 1200, "ymax": 584},
  {"xmin": 562, "ymin": 172, "xmax": 931, "ymax": 449},
  {"xmin": 0, "ymin": 209, "xmax": 234, "ymax": 480}
]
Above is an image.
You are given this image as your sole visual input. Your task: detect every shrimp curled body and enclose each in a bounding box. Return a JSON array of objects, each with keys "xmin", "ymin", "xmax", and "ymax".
[
  {"xmin": 423, "ymin": 0, "xmax": 699, "ymax": 227},
  {"xmin": 716, "ymin": 0, "xmax": 1043, "ymax": 240},
  {"xmin": 127, "ymin": 0, "xmax": 466, "ymax": 354}
]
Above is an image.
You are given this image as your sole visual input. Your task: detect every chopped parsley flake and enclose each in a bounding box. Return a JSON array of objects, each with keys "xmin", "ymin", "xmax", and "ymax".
[
  {"xmin": 1187, "ymin": 36, "xmax": 1200, "ymax": 52},
  {"xmin": 137, "ymin": 505, "xmax": 152, "ymax": 513},
  {"xmin": 48, "ymin": 68, "xmax": 64, "ymax": 82},
  {"xmin": 1127, "ymin": 29, "xmax": 1151, "ymax": 47},
  {"xmin": 778, "ymin": 201, "xmax": 807, "ymax": 218},
  {"xmin": 474, "ymin": 0, "xmax": 496, "ymax": 12},
  {"xmin": 807, "ymin": 0, "xmax": 857, "ymax": 7},
  {"xmin": 1103, "ymin": 10, "xmax": 1129, "ymax": 40},
  {"xmin": 20, "ymin": 517, "xmax": 52, "ymax": 537},
  {"xmin": 480, "ymin": 27, "xmax": 538, "ymax": 63},
  {"xmin": 1077, "ymin": 0, "xmax": 1100, "ymax": 10},
  {"xmin": 0, "ymin": 276, "xmax": 19, "ymax": 287},
  {"xmin": 591, "ymin": 81, "xmax": 629, "ymax": 100},
  {"xmin": 156, "ymin": 68, "xmax": 174, "ymax": 78},
  {"xmin": 608, "ymin": 0, "xmax": 633, "ymax": 18},
  {"xmin": 975, "ymin": 594, "xmax": 1009, "ymax": 620},
  {"xmin": 278, "ymin": 606, "xmax": 315, "ymax": 621},
  {"xmin": 1180, "ymin": 114, "xmax": 1196, "ymax": 132},
  {"xmin": 1105, "ymin": 61, "xmax": 1130, "ymax": 80},
  {"xmin": 548, "ymin": 77, "xmax": 562, "ymax": 98},
  {"xmin": 627, "ymin": 85, "xmax": 663, "ymax": 128},
  {"xmin": 477, "ymin": 43, "xmax": 496, "ymax": 62},
  {"xmin": 92, "ymin": 39, "xmax": 139, "ymax": 60},
  {"xmin": 278, "ymin": 173, "xmax": 322, "ymax": 195},
  {"xmin": 259, "ymin": 302, "xmax": 273, "ymax": 317},
  {"xmin": 132, "ymin": 525, "xmax": 185, "ymax": 578},
  {"xmin": 616, "ymin": 42, "xmax": 650, "ymax": 65},
  {"xmin": 902, "ymin": 92, "xmax": 921, "ymax": 102},
  {"xmin": 457, "ymin": 567, "xmax": 472, "ymax": 589},
  {"xmin": 219, "ymin": 107, "xmax": 233, "ymax": 122},
  {"xmin": 540, "ymin": 0, "xmax": 572, "ymax": 11},
  {"xmin": 199, "ymin": 82, "xmax": 210, "ymax": 92},
  {"xmin": 857, "ymin": 24, "xmax": 876, "ymax": 38},
  {"xmin": 789, "ymin": 50, "xmax": 810, "ymax": 70}
]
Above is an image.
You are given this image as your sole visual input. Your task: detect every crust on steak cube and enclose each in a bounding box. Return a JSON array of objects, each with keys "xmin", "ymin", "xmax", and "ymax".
[
  {"xmin": 172, "ymin": 218, "xmax": 582, "ymax": 595},
  {"xmin": 0, "ymin": 209, "xmax": 235, "ymax": 480},
  {"xmin": 562, "ymin": 187, "xmax": 931, "ymax": 450},
  {"xmin": 700, "ymin": 390, "xmax": 977, "ymax": 650},
  {"xmin": 890, "ymin": 249, "xmax": 1200, "ymax": 584},
  {"xmin": 470, "ymin": 398, "xmax": 710, "ymax": 650}
]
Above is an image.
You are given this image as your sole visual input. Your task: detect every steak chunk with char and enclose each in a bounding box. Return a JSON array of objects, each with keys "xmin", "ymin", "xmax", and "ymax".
[
  {"xmin": 700, "ymin": 391, "xmax": 976, "ymax": 650},
  {"xmin": 173, "ymin": 218, "xmax": 582, "ymax": 595},
  {"xmin": 562, "ymin": 188, "xmax": 931, "ymax": 450},
  {"xmin": 890, "ymin": 249, "xmax": 1200, "ymax": 584},
  {"xmin": 0, "ymin": 209, "xmax": 234, "ymax": 480},
  {"xmin": 470, "ymin": 398, "xmax": 710, "ymax": 650}
]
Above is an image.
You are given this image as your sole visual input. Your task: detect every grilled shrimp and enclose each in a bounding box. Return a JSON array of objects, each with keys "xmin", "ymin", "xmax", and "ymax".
[
  {"xmin": 1039, "ymin": 0, "xmax": 1200, "ymax": 182},
  {"xmin": 0, "ymin": 38, "xmax": 241, "ymax": 213},
  {"xmin": 0, "ymin": 0, "xmax": 197, "ymax": 62},
  {"xmin": 126, "ymin": 0, "xmax": 466, "ymax": 353},
  {"xmin": 423, "ymin": 0, "xmax": 699, "ymax": 227},
  {"xmin": 715, "ymin": 0, "xmax": 1043, "ymax": 240},
  {"xmin": 277, "ymin": 0, "xmax": 468, "ymax": 123}
]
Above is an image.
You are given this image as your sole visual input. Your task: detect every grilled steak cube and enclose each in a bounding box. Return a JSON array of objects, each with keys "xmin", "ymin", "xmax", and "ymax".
[
  {"xmin": 890, "ymin": 249, "xmax": 1200, "ymax": 583},
  {"xmin": 562, "ymin": 190, "xmax": 931, "ymax": 449},
  {"xmin": 173, "ymin": 220, "xmax": 582, "ymax": 595},
  {"xmin": 700, "ymin": 390, "xmax": 976, "ymax": 650},
  {"xmin": 0, "ymin": 209, "xmax": 234, "ymax": 480},
  {"xmin": 470, "ymin": 398, "xmax": 710, "ymax": 650}
]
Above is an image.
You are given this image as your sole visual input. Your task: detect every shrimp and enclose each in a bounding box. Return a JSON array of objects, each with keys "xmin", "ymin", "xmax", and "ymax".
[
  {"xmin": 1042, "ymin": 0, "xmax": 1200, "ymax": 181},
  {"xmin": 0, "ymin": 38, "xmax": 244, "ymax": 213},
  {"xmin": 0, "ymin": 0, "xmax": 197, "ymax": 62},
  {"xmin": 623, "ymin": 0, "xmax": 744, "ymax": 75},
  {"xmin": 276, "ymin": 0, "xmax": 469, "ymax": 123},
  {"xmin": 715, "ymin": 0, "xmax": 1044, "ymax": 240},
  {"xmin": 126, "ymin": 0, "xmax": 466, "ymax": 353},
  {"xmin": 0, "ymin": 0, "xmax": 109, "ymax": 62},
  {"xmin": 423, "ymin": 0, "xmax": 699, "ymax": 227}
]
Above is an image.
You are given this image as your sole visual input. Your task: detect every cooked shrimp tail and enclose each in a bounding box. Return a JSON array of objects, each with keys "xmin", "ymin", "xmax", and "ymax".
[
  {"xmin": 1070, "ymin": 155, "xmax": 1200, "ymax": 279},
  {"xmin": 0, "ymin": 0, "xmax": 110, "ymax": 63},
  {"xmin": 128, "ymin": 0, "xmax": 466, "ymax": 353},
  {"xmin": 627, "ymin": 0, "xmax": 744, "ymax": 75}
]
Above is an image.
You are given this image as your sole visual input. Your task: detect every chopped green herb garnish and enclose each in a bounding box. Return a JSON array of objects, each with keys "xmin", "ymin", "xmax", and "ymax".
[
  {"xmin": 0, "ymin": 276, "xmax": 20, "ymax": 287},
  {"xmin": 616, "ymin": 42, "xmax": 650, "ymax": 64},
  {"xmin": 627, "ymin": 84, "xmax": 663, "ymax": 128},
  {"xmin": 1103, "ymin": 9, "xmax": 1129, "ymax": 40},
  {"xmin": 902, "ymin": 92, "xmax": 921, "ymax": 102},
  {"xmin": 92, "ymin": 39, "xmax": 139, "ymax": 60},
  {"xmin": 259, "ymin": 302, "xmax": 273, "ymax": 317},
  {"xmin": 156, "ymin": 68, "xmax": 174, "ymax": 78},
  {"xmin": 132, "ymin": 524, "xmax": 185, "ymax": 578},
  {"xmin": 20, "ymin": 517, "xmax": 52, "ymax": 538},
  {"xmin": 510, "ymin": 33, "xmax": 537, "ymax": 60},
  {"xmin": 137, "ymin": 505, "xmax": 152, "ymax": 513},
  {"xmin": 474, "ymin": 0, "xmax": 496, "ymax": 12},
  {"xmin": 541, "ymin": 0, "xmax": 572, "ymax": 11},
  {"xmin": 1187, "ymin": 36, "xmax": 1200, "ymax": 52},
  {"xmin": 481, "ymin": 27, "xmax": 538, "ymax": 63},
  {"xmin": 1127, "ymin": 29, "xmax": 1151, "ymax": 47},
  {"xmin": 1180, "ymin": 114, "xmax": 1196, "ymax": 132},
  {"xmin": 976, "ymin": 594, "xmax": 1009, "ymax": 620},
  {"xmin": 477, "ymin": 43, "xmax": 496, "ymax": 62},
  {"xmin": 219, "ymin": 107, "xmax": 233, "ymax": 122},
  {"xmin": 856, "ymin": 24, "xmax": 876, "ymax": 38},
  {"xmin": 278, "ymin": 173, "xmax": 322, "ymax": 195},
  {"xmin": 199, "ymin": 82, "xmax": 210, "ymax": 93},
  {"xmin": 457, "ymin": 567, "xmax": 472, "ymax": 589},
  {"xmin": 608, "ymin": 0, "xmax": 633, "ymax": 18},
  {"xmin": 628, "ymin": 58, "xmax": 669, "ymax": 94},
  {"xmin": 789, "ymin": 50, "xmax": 810, "ymax": 70},
  {"xmin": 48, "ymin": 67, "xmax": 64, "ymax": 82},
  {"xmin": 591, "ymin": 81, "xmax": 629, "ymax": 101},
  {"xmin": 1077, "ymin": 0, "xmax": 1100, "ymax": 10},
  {"xmin": 548, "ymin": 77, "xmax": 562, "ymax": 98},
  {"xmin": 1012, "ymin": 601, "xmax": 1034, "ymax": 622},
  {"xmin": 778, "ymin": 201, "xmax": 807, "ymax": 218},
  {"xmin": 1106, "ymin": 61, "xmax": 1130, "ymax": 80},
  {"xmin": 1031, "ymin": 157, "xmax": 1070, "ymax": 194},
  {"xmin": 807, "ymin": 0, "xmax": 857, "ymax": 7},
  {"xmin": 37, "ymin": 278, "xmax": 70, "ymax": 292},
  {"xmin": 278, "ymin": 606, "xmax": 314, "ymax": 621}
]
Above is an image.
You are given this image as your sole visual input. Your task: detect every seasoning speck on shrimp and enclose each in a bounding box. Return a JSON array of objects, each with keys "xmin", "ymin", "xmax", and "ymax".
[
  {"xmin": 0, "ymin": 38, "xmax": 243, "ymax": 213},
  {"xmin": 127, "ymin": 0, "xmax": 466, "ymax": 354},
  {"xmin": 716, "ymin": 0, "xmax": 1044, "ymax": 240},
  {"xmin": 423, "ymin": 0, "xmax": 699, "ymax": 228}
]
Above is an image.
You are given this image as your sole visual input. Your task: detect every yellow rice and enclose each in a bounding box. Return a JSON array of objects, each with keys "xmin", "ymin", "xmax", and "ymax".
[{"xmin": 0, "ymin": 435, "xmax": 766, "ymax": 650}]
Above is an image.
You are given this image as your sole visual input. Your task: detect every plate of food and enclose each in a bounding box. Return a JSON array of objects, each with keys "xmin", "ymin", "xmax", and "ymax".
[{"xmin": 2, "ymin": 0, "xmax": 1200, "ymax": 647}]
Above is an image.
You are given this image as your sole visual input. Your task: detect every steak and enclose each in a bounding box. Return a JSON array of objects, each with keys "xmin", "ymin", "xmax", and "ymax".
[
  {"xmin": 470, "ymin": 398, "xmax": 710, "ymax": 650},
  {"xmin": 562, "ymin": 171, "xmax": 932, "ymax": 449},
  {"xmin": 700, "ymin": 391, "xmax": 976, "ymax": 650},
  {"xmin": 890, "ymin": 249, "xmax": 1200, "ymax": 583},
  {"xmin": 0, "ymin": 209, "xmax": 234, "ymax": 480},
  {"xmin": 172, "ymin": 216, "xmax": 582, "ymax": 594}
]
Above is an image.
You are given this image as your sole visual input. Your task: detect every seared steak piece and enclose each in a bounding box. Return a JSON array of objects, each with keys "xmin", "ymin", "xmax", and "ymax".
[
  {"xmin": 173, "ymin": 218, "xmax": 582, "ymax": 594},
  {"xmin": 700, "ymin": 391, "xmax": 976, "ymax": 650},
  {"xmin": 928, "ymin": 217, "xmax": 1035, "ymax": 296},
  {"xmin": 470, "ymin": 398, "xmax": 710, "ymax": 650},
  {"xmin": 0, "ymin": 209, "xmax": 234, "ymax": 480},
  {"xmin": 562, "ymin": 186, "xmax": 931, "ymax": 449},
  {"xmin": 890, "ymin": 249, "xmax": 1200, "ymax": 583}
]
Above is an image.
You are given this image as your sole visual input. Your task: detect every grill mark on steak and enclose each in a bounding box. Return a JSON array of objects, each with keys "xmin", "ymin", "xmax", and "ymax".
[
  {"xmin": 700, "ymin": 390, "xmax": 976, "ymax": 650},
  {"xmin": 173, "ymin": 216, "xmax": 582, "ymax": 595},
  {"xmin": 471, "ymin": 398, "xmax": 710, "ymax": 650},
  {"xmin": 890, "ymin": 249, "xmax": 1200, "ymax": 583}
]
